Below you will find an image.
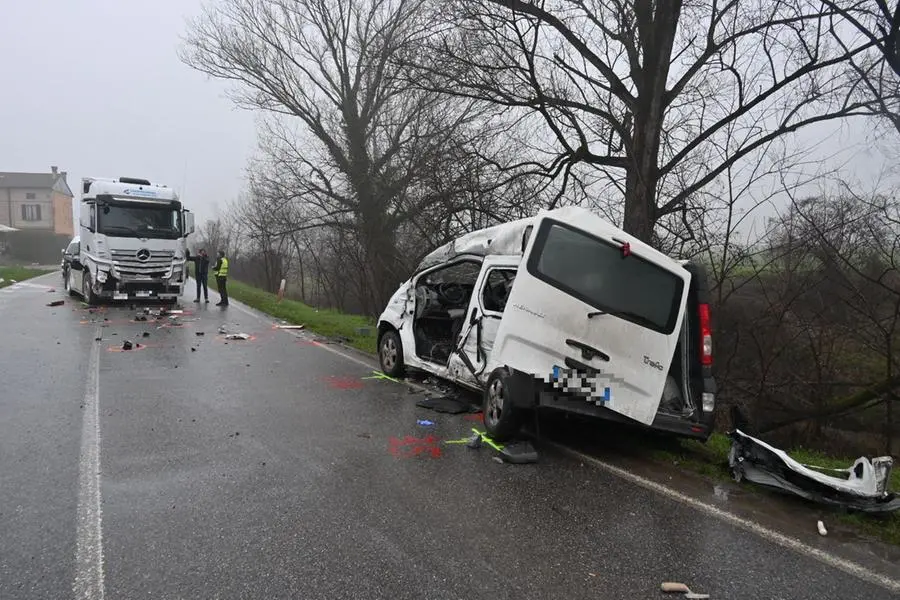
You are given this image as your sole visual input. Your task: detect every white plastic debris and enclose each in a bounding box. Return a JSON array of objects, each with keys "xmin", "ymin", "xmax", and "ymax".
[
  {"xmin": 817, "ymin": 520, "xmax": 828, "ymax": 536},
  {"xmin": 225, "ymin": 333, "xmax": 250, "ymax": 340}
]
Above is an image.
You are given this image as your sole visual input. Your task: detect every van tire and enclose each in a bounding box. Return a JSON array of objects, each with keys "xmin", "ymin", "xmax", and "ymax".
[
  {"xmin": 378, "ymin": 329, "xmax": 404, "ymax": 378},
  {"xmin": 483, "ymin": 367, "xmax": 525, "ymax": 442}
]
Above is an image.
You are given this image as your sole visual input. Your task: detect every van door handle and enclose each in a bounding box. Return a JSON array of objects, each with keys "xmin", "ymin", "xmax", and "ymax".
[{"xmin": 566, "ymin": 339, "xmax": 610, "ymax": 362}]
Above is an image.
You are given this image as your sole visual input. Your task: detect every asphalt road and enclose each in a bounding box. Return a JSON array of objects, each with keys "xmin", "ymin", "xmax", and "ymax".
[{"xmin": 2, "ymin": 272, "xmax": 899, "ymax": 600}]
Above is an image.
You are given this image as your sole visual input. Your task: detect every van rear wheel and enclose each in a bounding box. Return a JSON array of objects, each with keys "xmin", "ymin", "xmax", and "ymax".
[
  {"xmin": 378, "ymin": 330, "xmax": 404, "ymax": 378},
  {"xmin": 483, "ymin": 367, "xmax": 525, "ymax": 442}
]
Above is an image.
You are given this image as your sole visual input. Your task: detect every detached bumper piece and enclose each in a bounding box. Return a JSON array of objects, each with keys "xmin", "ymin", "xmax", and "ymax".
[{"xmin": 728, "ymin": 429, "xmax": 900, "ymax": 513}]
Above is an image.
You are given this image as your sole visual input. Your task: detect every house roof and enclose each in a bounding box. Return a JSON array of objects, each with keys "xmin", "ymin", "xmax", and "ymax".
[{"xmin": 0, "ymin": 171, "xmax": 73, "ymax": 196}]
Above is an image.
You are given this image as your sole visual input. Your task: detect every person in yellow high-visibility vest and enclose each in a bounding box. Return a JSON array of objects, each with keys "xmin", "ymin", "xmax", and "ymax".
[{"xmin": 212, "ymin": 250, "xmax": 229, "ymax": 307}]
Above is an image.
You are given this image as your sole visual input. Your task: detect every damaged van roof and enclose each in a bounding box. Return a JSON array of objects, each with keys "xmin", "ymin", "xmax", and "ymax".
[
  {"xmin": 415, "ymin": 205, "xmax": 689, "ymax": 274},
  {"xmin": 415, "ymin": 215, "xmax": 536, "ymax": 273}
]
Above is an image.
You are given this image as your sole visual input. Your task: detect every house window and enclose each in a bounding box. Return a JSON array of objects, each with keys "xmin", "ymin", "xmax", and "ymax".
[
  {"xmin": 21, "ymin": 204, "xmax": 42, "ymax": 221},
  {"xmin": 25, "ymin": 192, "xmax": 36, "ymax": 200}
]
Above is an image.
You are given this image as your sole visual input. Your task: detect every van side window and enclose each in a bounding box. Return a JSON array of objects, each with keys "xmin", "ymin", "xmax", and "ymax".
[
  {"xmin": 481, "ymin": 269, "xmax": 517, "ymax": 313},
  {"xmin": 527, "ymin": 221, "xmax": 684, "ymax": 334}
]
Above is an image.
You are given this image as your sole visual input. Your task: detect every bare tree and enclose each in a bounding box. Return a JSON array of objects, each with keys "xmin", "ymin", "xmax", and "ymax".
[
  {"xmin": 822, "ymin": 1, "xmax": 900, "ymax": 134},
  {"xmin": 182, "ymin": 0, "xmax": 522, "ymax": 313},
  {"xmin": 411, "ymin": 0, "xmax": 881, "ymax": 243}
]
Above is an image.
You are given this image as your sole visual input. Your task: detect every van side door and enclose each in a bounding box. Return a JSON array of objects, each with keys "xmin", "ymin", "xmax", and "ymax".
[{"xmin": 447, "ymin": 256, "xmax": 520, "ymax": 386}]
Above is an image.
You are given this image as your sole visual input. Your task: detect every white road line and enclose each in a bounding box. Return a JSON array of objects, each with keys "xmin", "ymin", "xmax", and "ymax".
[
  {"xmin": 73, "ymin": 328, "xmax": 105, "ymax": 600},
  {"xmin": 551, "ymin": 443, "xmax": 900, "ymax": 594},
  {"xmin": 234, "ymin": 298, "xmax": 900, "ymax": 593}
]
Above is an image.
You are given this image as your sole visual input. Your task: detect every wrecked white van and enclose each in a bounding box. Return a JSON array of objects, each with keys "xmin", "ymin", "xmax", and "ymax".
[{"xmin": 376, "ymin": 206, "xmax": 716, "ymax": 441}]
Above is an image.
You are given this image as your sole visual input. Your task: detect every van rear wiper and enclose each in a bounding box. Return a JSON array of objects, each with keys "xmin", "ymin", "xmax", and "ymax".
[{"xmin": 609, "ymin": 309, "xmax": 656, "ymax": 329}]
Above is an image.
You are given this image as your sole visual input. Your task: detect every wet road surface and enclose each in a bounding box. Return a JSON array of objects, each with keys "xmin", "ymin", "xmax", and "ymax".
[{"xmin": 1, "ymin": 272, "xmax": 899, "ymax": 599}]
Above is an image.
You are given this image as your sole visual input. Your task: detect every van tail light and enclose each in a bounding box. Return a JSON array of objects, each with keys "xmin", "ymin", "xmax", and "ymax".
[{"xmin": 698, "ymin": 303, "xmax": 712, "ymax": 366}]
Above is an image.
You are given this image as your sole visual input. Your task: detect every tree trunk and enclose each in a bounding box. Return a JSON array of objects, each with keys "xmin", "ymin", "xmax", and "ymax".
[{"xmin": 621, "ymin": 0, "xmax": 682, "ymax": 246}]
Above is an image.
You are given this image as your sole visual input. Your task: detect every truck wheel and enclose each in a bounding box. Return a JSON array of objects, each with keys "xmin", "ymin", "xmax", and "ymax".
[
  {"xmin": 81, "ymin": 271, "xmax": 98, "ymax": 305},
  {"xmin": 378, "ymin": 329, "xmax": 404, "ymax": 378},
  {"xmin": 483, "ymin": 367, "xmax": 526, "ymax": 442},
  {"xmin": 65, "ymin": 270, "xmax": 76, "ymax": 297}
]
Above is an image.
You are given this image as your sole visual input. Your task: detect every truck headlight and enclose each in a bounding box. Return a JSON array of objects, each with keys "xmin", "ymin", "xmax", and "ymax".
[{"xmin": 96, "ymin": 270, "xmax": 108, "ymax": 283}]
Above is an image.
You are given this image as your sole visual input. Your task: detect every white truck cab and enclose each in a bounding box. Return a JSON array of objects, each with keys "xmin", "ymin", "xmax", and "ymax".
[
  {"xmin": 65, "ymin": 176, "xmax": 195, "ymax": 304},
  {"xmin": 376, "ymin": 206, "xmax": 716, "ymax": 441}
]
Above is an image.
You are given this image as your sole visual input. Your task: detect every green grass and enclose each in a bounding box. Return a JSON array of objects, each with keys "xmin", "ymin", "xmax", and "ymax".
[
  {"xmin": 0, "ymin": 266, "xmax": 51, "ymax": 288},
  {"xmin": 653, "ymin": 433, "xmax": 900, "ymax": 546},
  {"xmin": 213, "ymin": 276, "xmax": 378, "ymax": 354},
  {"xmin": 220, "ymin": 274, "xmax": 900, "ymax": 546}
]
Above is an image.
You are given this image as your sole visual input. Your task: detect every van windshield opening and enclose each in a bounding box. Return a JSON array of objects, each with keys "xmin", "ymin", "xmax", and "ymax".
[{"xmin": 527, "ymin": 221, "xmax": 684, "ymax": 334}]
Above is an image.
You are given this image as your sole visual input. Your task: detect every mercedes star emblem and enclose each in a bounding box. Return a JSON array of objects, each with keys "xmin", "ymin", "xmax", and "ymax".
[{"xmin": 136, "ymin": 249, "xmax": 151, "ymax": 262}]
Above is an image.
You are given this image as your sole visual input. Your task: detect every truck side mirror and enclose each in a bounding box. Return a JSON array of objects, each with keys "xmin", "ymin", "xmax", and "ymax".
[{"xmin": 184, "ymin": 211, "xmax": 195, "ymax": 236}]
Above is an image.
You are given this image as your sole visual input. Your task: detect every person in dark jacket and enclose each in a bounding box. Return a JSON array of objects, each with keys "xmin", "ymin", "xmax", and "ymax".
[
  {"xmin": 212, "ymin": 250, "xmax": 229, "ymax": 307},
  {"xmin": 185, "ymin": 248, "xmax": 210, "ymax": 303}
]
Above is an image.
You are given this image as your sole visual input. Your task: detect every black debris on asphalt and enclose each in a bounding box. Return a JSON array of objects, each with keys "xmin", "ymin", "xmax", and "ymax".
[
  {"xmin": 122, "ymin": 340, "xmax": 133, "ymax": 350},
  {"xmin": 47, "ymin": 300, "xmax": 64, "ymax": 307},
  {"xmin": 416, "ymin": 395, "xmax": 478, "ymax": 414},
  {"xmin": 500, "ymin": 441, "xmax": 540, "ymax": 464}
]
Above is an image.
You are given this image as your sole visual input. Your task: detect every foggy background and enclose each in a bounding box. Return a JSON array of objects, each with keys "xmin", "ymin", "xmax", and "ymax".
[{"xmin": 0, "ymin": 0, "xmax": 258, "ymax": 225}]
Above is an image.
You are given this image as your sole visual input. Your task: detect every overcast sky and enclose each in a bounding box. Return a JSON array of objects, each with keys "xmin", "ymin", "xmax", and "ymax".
[
  {"xmin": 0, "ymin": 0, "xmax": 258, "ymax": 225},
  {"xmin": 1, "ymin": 0, "xmax": 894, "ymax": 243}
]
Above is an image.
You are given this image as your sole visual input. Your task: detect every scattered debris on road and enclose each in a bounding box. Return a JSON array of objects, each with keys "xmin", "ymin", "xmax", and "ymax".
[
  {"xmin": 122, "ymin": 340, "xmax": 133, "ymax": 350},
  {"xmin": 817, "ymin": 520, "xmax": 828, "ymax": 536},
  {"xmin": 47, "ymin": 288, "xmax": 56, "ymax": 293},
  {"xmin": 142, "ymin": 331, "xmax": 150, "ymax": 338},
  {"xmin": 195, "ymin": 331, "xmax": 205, "ymax": 336},
  {"xmin": 134, "ymin": 314, "xmax": 148, "ymax": 322},
  {"xmin": 362, "ymin": 370, "xmax": 402, "ymax": 384},
  {"xmin": 416, "ymin": 419, "xmax": 435, "ymax": 427},
  {"xmin": 274, "ymin": 324, "xmax": 305, "ymax": 330},
  {"xmin": 416, "ymin": 395, "xmax": 477, "ymax": 414},
  {"xmin": 728, "ymin": 429, "xmax": 900, "ymax": 512},
  {"xmin": 225, "ymin": 333, "xmax": 250, "ymax": 340},
  {"xmin": 661, "ymin": 582, "xmax": 709, "ymax": 599},
  {"xmin": 47, "ymin": 300, "xmax": 64, "ymax": 307}
]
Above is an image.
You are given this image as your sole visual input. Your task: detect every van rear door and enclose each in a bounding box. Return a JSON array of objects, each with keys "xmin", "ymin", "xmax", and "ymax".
[{"xmin": 491, "ymin": 209, "xmax": 690, "ymax": 426}]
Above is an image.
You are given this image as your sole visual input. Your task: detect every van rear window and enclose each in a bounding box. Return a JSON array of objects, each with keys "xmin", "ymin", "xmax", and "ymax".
[{"xmin": 526, "ymin": 220, "xmax": 684, "ymax": 334}]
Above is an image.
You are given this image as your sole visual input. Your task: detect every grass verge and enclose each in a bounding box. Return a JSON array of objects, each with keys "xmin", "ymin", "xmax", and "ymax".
[
  {"xmin": 652, "ymin": 433, "xmax": 900, "ymax": 546},
  {"xmin": 224, "ymin": 275, "xmax": 900, "ymax": 547},
  {"xmin": 0, "ymin": 266, "xmax": 51, "ymax": 288},
  {"xmin": 213, "ymin": 276, "xmax": 378, "ymax": 354}
]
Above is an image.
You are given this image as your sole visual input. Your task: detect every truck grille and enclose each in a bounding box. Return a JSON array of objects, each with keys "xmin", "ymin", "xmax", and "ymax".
[{"xmin": 111, "ymin": 249, "xmax": 175, "ymax": 278}]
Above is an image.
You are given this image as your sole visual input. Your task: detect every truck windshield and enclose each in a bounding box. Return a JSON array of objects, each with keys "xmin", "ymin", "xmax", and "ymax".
[
  {"xmin": 527, "ymin": 221, "xmax": 684, "ymax": 335},
  {"xmin": 97, "ymin": 202, "xmax": 181, "ymax": 239}
]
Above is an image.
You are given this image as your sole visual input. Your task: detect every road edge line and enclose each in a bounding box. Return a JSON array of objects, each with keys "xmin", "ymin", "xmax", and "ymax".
[
  {"xmin": 73, "ymin": 327, "xmax": 105, "ymax": 600},
  {"xmin": 550, "ymin": 441, "xmax": 900, "ymax": 594}
]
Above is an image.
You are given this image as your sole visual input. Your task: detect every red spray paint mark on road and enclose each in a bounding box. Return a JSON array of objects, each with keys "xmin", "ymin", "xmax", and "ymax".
[
  {"xmin": 463, "ymin": 413, "xmax": 484, "ymax": 423},
  {"xmin": 388, "ymin": 435, "xmax": 442, "ymax": 459},
  {"xmin": 321, "ymin": 375, "xmax": 364, "ymax": 390}
]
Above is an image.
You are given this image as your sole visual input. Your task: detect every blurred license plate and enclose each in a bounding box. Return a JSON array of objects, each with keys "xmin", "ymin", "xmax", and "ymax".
[{"xmin": 135, "ymin": 291, "xmax": 151, "ymax": 297}]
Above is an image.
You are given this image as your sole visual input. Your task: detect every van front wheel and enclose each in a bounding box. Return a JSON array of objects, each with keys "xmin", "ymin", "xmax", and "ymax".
[
  {"xmin": 483, "ymin": 367, "xmax": 525, "ymax": 442},
  {"xmin": 378, "ymin": 329, "xmax": 404, "ymax": 378}
]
